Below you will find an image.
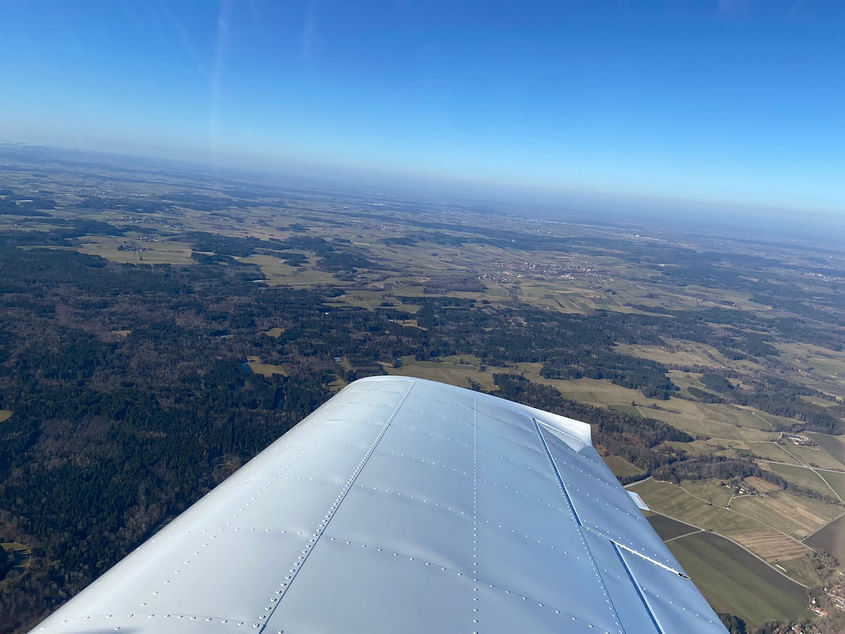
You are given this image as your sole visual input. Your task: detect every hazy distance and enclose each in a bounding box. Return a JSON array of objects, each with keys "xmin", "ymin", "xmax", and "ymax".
[{"xmin": 1, "ymin": 1, "xmax": 843, "ymax": 216}]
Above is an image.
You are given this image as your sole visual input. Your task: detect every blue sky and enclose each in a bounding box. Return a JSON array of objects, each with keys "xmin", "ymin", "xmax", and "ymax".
[{"xmin": 1, "ymin": 1, "xmax": 843, "ymax": 213}]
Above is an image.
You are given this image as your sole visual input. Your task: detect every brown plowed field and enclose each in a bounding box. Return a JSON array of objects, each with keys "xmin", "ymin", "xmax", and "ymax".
[{"xmin": 732, "ymin": 531, "xmax": 812, "ymax": 562}]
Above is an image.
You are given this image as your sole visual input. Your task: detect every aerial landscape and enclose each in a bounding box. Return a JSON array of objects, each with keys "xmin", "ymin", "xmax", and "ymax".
[
  {"xmin": 0, "ymin": 144, "xmax": 843, "ymax": 632},
  {"xmin": 1, "ymin": 2, "xmax": 843, "ymax": 633}
]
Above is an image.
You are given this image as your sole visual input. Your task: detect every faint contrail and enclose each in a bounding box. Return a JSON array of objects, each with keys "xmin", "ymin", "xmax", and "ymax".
[
  {"xmin": 157, "ymin": 0, "xmax": 211, "ymax": 83},
  {"xmin": 301, "ymin": 0, "xmax": 316, "ymax": 64},
  {"xmin": 209, "ymin": 0, "xmax": 233, "ymax": 169}
]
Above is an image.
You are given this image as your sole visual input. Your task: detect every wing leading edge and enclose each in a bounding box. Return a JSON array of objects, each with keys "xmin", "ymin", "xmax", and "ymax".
[{"xmin": 34, "ymin": 376, "xmax": 726, "ymax": 633}]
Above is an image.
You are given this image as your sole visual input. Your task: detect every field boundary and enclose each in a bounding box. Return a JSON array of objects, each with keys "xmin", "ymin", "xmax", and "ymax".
[{"xmin": 649, "ymin": 511, "xmax": 811, "ymax": 589}]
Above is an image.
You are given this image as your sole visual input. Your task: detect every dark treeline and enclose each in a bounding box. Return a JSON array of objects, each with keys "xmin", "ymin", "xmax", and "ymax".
[
  {"xmin": 407, "ymin": 296, "xmax": 842, "ymax": 429},
  {"xmin": 687, "ymin": 386, "xmax": 725, "ymax": 403},
  {"xmin": 0, "ymin": 247, "xmax": 333, "ymax": 629},
  {"xmin": 0, "ymin": 549, "xmax": 16, "ymax": 581},
  {"xmin": 0, "ymin": 188, "xmax": 56, "ymax": 217},
  {"xmin": 691, "ymin": 372, "xmax": 843, "ymax": 434},
  {"xmin": 541, "ymin": 350, "xmax": 678, "ymax": 399},
  {"xmin": 0, "ymin": 219, "xmax": 126, "ymax": 248},
  {"xmin": 701, "ymin": 372, "xmax": 734, "ymax": 393},
  {"xmin": 492, "ymin": 374, "xmax": 691, "ymax": 481},
  {"xmin": 719, "ymin": 613, "xmax": 748, "ymax": 634},
  {"xmin": 718, "ymin": 613, "xmax": 806, "ymax": 634},
  {"xmin": 185, "ymin": 231, "xmax": 376, "ymax": 273},
  {"xmin": 652, "ymin": 455, "xmax": 840, "ymax": 505}
]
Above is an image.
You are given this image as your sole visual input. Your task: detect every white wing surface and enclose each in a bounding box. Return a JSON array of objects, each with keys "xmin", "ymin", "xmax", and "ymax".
[{"xmin": 34, "ymin": 376, "xmax": 726, "ymax": 633}]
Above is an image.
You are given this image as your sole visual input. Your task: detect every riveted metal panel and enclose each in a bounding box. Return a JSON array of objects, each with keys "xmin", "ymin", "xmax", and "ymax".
[
  {"xmin": 618, "ymin": 543, "xmax": 728, "ymax": 633},
  {"xmin": 35, "ymin": 376, "xmax": 725, "ymax": 634},
  {"xmin": 267, "ymin": 533, "xmax": 474, "ymax": 634},
  {"xmin": 539, "ymin": 422, "xmax": 683, "ymax": 571}
]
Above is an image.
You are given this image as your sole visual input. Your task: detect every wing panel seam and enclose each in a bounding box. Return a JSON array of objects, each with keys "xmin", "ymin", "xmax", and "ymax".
[
  {"xmin": 257, "ymin": 381, "xmax": 415, "ymax": 632},
  {"xmin": 315, "ymin": 533, "xmax": 610, "ymax": 629},
  {"xmin": 533, "ymin": 419, "xmax": 625, "ymax": 634},
  {"xmin": 603, "ymin": 534, "xmax": 686, "ymax": 578},
  {"xmin": 612, "ymin": 541, "xmax": 665, "ymax": 634},
  {"xmin": 532, "ymin": 418, "xmax": 583, "ymax": 527},
  {"xmin": 471, "ymin": 394, "xmax": 480, "ymax": 630}
]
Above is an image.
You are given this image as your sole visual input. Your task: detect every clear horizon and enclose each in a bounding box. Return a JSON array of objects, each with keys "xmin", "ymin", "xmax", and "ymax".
[{"xmin": 1, "ymin": 2, "xmax": 843, "ymax": 214}]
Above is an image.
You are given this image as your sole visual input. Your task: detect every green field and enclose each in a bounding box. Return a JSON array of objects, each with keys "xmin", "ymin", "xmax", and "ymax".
[
  {"xmin": 680, "ymin": 479, "xmax": 735, "ymax": 506},
  {"xmin": 776, "ymin": 343, "xmax": 845, "ymax": 398},
  {"xmin": 777, "ymin": 442, "xmax": 845, "ymax": 471},
  {"xmin": 0, "ymin": 542, "xmax": 31, "ymax": 578},
  {"xmin": 730, "ymin": 489, "xmax": 842, "ymax": 539},
  {"xmin": 761, "ymin": 462, "xmax": 832, "ymax": 496},
  {"xmin": 630, "ymin": 478, "xmax": 761, "ymax": 534},
  {"xmin": 386, "ymin": 357, "xmax": 496, "ymax": 391},
  {"xmin": 245, "ymin": 357, "xmax": 287, "ymax": 377},
  {"xmin": 746, "ymin": 440, "xmax": 802, "ymax": 464},
  {"xmin": 646, "ymin": 513, "xmax": 699, "ymax": 541},
  {"xmin": 602, "ymin": 455, "xmax": 645, "ymax": 479},
  {"xmin": 239, "ymin": 254, "xmax": 302, "ymax": 284},
  {"xmin": 806, "ymin": 432, "xmax": 845, "ymax": 464},
  {"xmin": 818, "ymin": 470, "xmax": 845, "ymax": 501},
  {"xmin": 668, "ymin": 531, "xmax": 811, "ymax": 628},
  {"xmin": 614, "ymin": 340, "xmax": 728, "ymax": 369},
  {"xmin": 805, "ymin": 513, "xmax": 845, "ymax": 568},
  {"xmin": 775, "ymin": 555, "xmax": 823, "ymax": 588},
  {"xmin": 79, "ymin": 236, "xmax": 195, "ymax": 265},
  {"xmin": 630, "ymin": 476, "xmax": 842, "ymax": 541},
  {"xmin": 3, "ymin": 147, "xmax": 845, "ymax": 631}
]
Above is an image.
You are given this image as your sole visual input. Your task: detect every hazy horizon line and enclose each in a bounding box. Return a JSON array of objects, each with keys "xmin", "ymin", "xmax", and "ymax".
[{"xmin": 1, "ymin": 139, "xmax": 843, "ymax": 244}]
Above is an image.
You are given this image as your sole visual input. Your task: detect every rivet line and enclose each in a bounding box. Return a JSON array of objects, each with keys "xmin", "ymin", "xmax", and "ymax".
[
  {"xmin": 472, "ymin": 396, "xmax": 480, "ymax": 629},
  {"xmin": 257, "ymin": 383, "xmax": 415, "ymax": 632},
  {"xmin": 534, "ymin": 419, "xmax": 623, "ymax": 633}
]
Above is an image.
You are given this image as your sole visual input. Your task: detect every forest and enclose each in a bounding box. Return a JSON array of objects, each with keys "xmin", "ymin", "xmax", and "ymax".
[
  {"xmin": 0, "ymin": 153, "xmax": 844, "ymax": 632},
  {"xmin": 2, "ymin": 234, "xmax": 841, "ymax": 630}
]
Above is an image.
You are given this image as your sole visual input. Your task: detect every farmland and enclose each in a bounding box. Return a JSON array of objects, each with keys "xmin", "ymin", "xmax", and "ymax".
[
  {"xmin": 645, "ymin": 513, "xmax": 698, "ymax": 541},
  {"xmin": 805, "ymin": 514, "xmax": 845, "ymax": 571},
  {"xmin": 667, "ymin": 531, "xmax": 813, "ymax": 627},
  {"xmin": 1, "ymin": 145, "xmax": 844, "ymax": 631}
]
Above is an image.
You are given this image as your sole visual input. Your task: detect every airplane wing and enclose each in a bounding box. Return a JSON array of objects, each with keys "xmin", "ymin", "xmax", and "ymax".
[{"xmin": 34, "ymin": 376, "xmax": 726, "ymax": 633}]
